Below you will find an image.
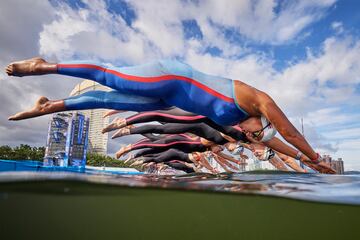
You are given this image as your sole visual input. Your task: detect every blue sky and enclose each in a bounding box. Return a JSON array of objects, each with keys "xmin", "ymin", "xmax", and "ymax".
[{"xmin": 0, "ymin": 0, "xmax": 359, "ymax": 170}]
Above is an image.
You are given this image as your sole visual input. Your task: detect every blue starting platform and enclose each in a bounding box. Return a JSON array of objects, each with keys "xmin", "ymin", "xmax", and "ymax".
[{"xmin": 0, "ymin": 159, "xmax": 143, "ymax": 175}]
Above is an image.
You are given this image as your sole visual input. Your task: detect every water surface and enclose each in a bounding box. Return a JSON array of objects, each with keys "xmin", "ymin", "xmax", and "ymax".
[{"xmin": 1, "ymin": 171, "xmax": 359, "ymax": 240}]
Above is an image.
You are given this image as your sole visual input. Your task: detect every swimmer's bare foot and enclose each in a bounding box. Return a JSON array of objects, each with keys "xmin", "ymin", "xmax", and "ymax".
[
  {"xmin": 6, "ymin": 57, "xmax": 56, "ymax": 77},
  {"xmin": 143, "ymin": 162, "xmax": 155, "ymax": 169},
  {"xmin": 184, "ymin": 162, "xmax": 198, "ymax": 172},
  {"xmin": 8, "ymin": 96, "xmax": 66, "ymax": 121},
  {"xmin": 157, "ymin": 163, "xmax": 168, "ymax": 171},
  {"xmin": 130, "ymin": 159, "xmax": 144, "ymax": 167},
  {"xmin": 102, "ymin": 110, "xmax": 126, "ymax": 118},
  {"xmin": 115, "ymin": 144, "xmax": 133, "ymax": 159},
  {"xmin": 111, "ymin": 125, "xmax": 134, "ymax": 139},
  {"xmin": 102, "ymin": 117, "xmax": 127, "ymax": 134},
  {"xmin": 124, "ymin": 154, "xmax": 134, "ymax": 164}
]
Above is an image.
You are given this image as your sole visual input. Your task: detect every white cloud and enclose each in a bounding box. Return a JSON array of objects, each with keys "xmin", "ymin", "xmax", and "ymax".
[
  {"xmin": 303, "ymin": 107, "xmax": 360, "ymax": 128},
  {"xmin": 185, "ymin": 35, "xmax": 360, "ymax": 115},
  {"xmin": 38, "ymin": 0, "xmax": 338, "ymax": 63},
  {"xmin": 194, "ymin": 0, "xmax": 336, "ymax": 44},
  {"xmin": 333, "ymin": 138, "xmax": 360, "ymax": 171},
  {"xmin": 331, "ymin": 21, "xmax": 344, "ymax": 34},
  {"xmin": 268, "ymin": 36, "xmax": 360, "ymax": 114},
  {"xmin": 184, "ymin": 34, "xmax": 360, "ymax": 160},
  {"xmin": 328, "ymin": 128, "xmax": 360, "ymax": 140},
  {"xmin": 39, "ymin": 0, "xmax": 155, "ymax": 63}
]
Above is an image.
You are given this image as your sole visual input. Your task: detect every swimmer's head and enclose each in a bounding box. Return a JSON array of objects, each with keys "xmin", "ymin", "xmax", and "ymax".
[
  {"xmin": 259, "ymin": 116, "xmax": 277, "ymax": 142},
  {"xmin": 211, "ymin": 145, "xmax": 224, "ymax": 153},
  {"xmin": 238, "ymin": 116, "xmax": 277, "ymax": 142},
  {"xmin": 225, "ymin": 142, "xmax": 244, "ymax": 154},
  {"xmin": 238, "ymin": 117, "xmax": 261, "ymax": 132}
]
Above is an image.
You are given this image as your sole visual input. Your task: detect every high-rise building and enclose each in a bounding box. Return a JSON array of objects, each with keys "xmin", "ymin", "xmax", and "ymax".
[
  {"xmin": 44, "ymin": 112, "xmax": 89, "ymax": 167},
  {"xmin": 69, "ymin": 80, "xmax": 111, "ymax": 155},
  {"xmin": 322, "ymin": 155, "xmax": 345, "ymax": 174}
]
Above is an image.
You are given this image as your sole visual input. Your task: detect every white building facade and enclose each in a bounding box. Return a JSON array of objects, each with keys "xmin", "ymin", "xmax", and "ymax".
[{"xmin": 69, "ymin": 80, "xmax": 111, "ymax": 155}]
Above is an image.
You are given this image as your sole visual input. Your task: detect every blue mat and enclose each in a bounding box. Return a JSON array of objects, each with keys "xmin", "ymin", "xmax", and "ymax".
[{"xmin": 0, "ymin": 159, "xmax": 143, "ymax": 175}]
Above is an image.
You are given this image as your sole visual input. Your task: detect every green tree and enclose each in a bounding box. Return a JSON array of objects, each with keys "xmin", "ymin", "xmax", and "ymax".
[
  {"xmin": 0, "ymin": 145, "xmax": 45, "ymax": 161},
  {"xmin": 0, "ymin": 145, "xmax": 137, "ymax": 169},
  {"xmin": 86, "ymin": 153, "xmax": 136, "ymax": 169},
  {"xmin": 0, "ymin": 145, "xmax": 12, "ymax": 160}
]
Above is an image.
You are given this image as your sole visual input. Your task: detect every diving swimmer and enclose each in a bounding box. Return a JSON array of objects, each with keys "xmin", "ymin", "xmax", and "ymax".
[{"xmin": 5, "ymin": 57, "xmax": 335, "ymax": 173}]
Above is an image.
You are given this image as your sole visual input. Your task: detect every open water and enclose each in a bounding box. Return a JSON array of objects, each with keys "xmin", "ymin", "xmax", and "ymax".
[{"xmin": 1, "ymin": 170, "xmax": 360, "ymax": 239}]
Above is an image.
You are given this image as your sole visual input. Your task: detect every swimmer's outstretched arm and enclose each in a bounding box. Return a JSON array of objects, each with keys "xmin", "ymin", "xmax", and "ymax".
[
  {"xmin": 234, "ymin": 82, "xmax": 329, "ymax": 167},
  {"xmin": 212, "ymin": 154, "xmax": 238, "ymax": 172},
  {"xmin": 191, "ymin": 153, "xmax": 218, "ymax": 174},
  {"xmin": 250, "ymin": 136, "xmax": 334, "ymax": 173},
  {"xmin": 268, "ymin": 156, "xmax": 289, "ymax": 171},
  {"xmin": 275, "ymin": 151, "xmax": 306, "ymax": 172},
  {"xmin": 255, "ymin": 93, "xmax": 319, "ymax": 162},
  {"xmin": 258, "ymin": 137, "xmax": 299, "ymax": 159},
  {"xmin": 216, "ymin": 152, "xmax": 243, "ymax": 165},
  {"xmin": 259, "ymin": 137, "xmax": 335, "ymax": 173},
  {"xmin": 211, "ymin": 154, "xmax": 234, "ymax": 173}
]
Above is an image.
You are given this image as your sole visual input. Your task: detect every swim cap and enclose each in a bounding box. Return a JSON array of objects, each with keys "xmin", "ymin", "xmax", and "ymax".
[
  {"xmin": 262, "ymin": 147, "xmax": 275, "ymax": 161},
  {"xmin": 260, "ymin": 116, "xmax": 277, "ymax": 142},
  {"xmin": 230, "ymin": 145, "xmax": 244, "ymax": 155}
]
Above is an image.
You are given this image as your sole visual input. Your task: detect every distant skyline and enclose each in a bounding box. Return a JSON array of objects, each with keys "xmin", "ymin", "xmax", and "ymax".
[{"xmin": 0, "ymin": 0, "xmax": 359, "ymax": 169}]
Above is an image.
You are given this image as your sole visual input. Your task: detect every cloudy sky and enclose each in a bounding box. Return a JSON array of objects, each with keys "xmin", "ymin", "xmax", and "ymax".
[{"xmin": 0, "ymin": 0, "xmax": 359, "ymax": 170}]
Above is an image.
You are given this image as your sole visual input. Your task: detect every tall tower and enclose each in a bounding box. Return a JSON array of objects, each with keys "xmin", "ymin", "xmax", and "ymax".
[
  {"xmin": 44, "ymin": 112, "xmax": 89, "ymax": 167},
  {"xmin": 69, "ymin": 80, "xmax": 111, "ymax": 155}
]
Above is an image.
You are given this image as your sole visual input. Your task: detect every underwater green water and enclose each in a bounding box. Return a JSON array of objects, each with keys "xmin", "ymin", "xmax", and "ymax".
[{"xmin": 1, "ymin": 177, "xmax": 360, "ymax": 240}]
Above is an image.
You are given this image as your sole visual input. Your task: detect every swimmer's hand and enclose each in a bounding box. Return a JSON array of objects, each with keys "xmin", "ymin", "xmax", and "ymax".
[
  {"xmin": 253, "ymin": 149, "xmax": 265, "ymax": 160},
  {"xmin": 240, "ymin": 154, "xmax": 249, "ymax": 160},
  {"xmin": 303, "ymin": 160, "xmax": 336, "ymax": 174}
]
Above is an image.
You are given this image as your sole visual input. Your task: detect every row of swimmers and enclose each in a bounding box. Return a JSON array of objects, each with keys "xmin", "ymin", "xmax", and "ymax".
[
  {"xmin": 99, "ymin": 109, "xmax": 313, "ymax": 174},
  {"xmin": 5, "ymin": 57, "xmax": 335, "ymax": 174}
]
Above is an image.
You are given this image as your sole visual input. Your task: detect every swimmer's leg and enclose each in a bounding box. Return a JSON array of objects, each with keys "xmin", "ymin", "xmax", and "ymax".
[
  {"xmin": 142, "ymin": 149, "xmax": 192, "ymax": 164},
  {"xmin": 134, "ymin": 148, "xmax": 165, "ymax": 158},
  {"xmin": 165, "ymin": 161, "xmax": 195, "ymax": 173},
  {"xmin": 130, "ymin": 138, "xmax": 197, "ymax": 152},
  {"xmin": 8, "ymin": 96, "xmax": 65, "ymax": 121},
  {"xmin": 8, "ymin": 90, "xmax": 169, "ymax": 121},
  {"xmin": 6, "ymin": 58, "xmax": 171, "ymax": 95},
  {"xmin": 56, "ymin": 60, "xmax": 174, "ymax": 96},
  {"xmin": 102, "ymin": 111, "xmax": 207, "ymax": 133},
  {"xmin": 112, "ymin": 122, "xmax": 228, "ymax": 144},
  {"xmin": 133, "ymin": 139, "xmax": 207, "ymax": 157},
  {"xmin": 7, "ymin": 58, "xmax": 242, "ymax": 126},
  {"xmin": 6, "ymin": 57, "xmax": 56, "ymax": 77},
  {"xmin": 116, "ymin": 139, "xmax": 205, "ymax": 159},
  {"xmin": 102, "ymin": 109, "xmax": 247, "ymax": 142},
  {"xmin": 64, "ymin": 90, "xmax": 169, "ymax": 112}
]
